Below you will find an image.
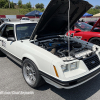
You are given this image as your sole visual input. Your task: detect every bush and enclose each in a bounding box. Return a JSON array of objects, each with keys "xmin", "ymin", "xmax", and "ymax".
[
  {"xmin": 4, "ymin": 2, "xmax": 9, "ymax": 8},
  {"xmin": 87, "ymin": 8, "xmax": 100, "ymax": 15},
  {"xmin": 19, "ymin": 8, "xmax": 33, "ymax": 15},
  {"xmin": 19, "ymin": 8, "xmax": 45, "ymax": 15}
]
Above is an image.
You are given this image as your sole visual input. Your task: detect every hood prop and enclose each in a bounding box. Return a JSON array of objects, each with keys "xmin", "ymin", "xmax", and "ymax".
[{"xmin": 68, "ymin": 0, "xmax": 71, "ymax": 59}]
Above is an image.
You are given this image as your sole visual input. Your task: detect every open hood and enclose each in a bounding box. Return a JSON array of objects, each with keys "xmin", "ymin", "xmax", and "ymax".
[
  {"xmin": 91, "ymin": 18, "xmax": 100, "ymax": 31},
  {"xmin": 30, "ymin": 0, "xmax": 92, "ymax": 40}
]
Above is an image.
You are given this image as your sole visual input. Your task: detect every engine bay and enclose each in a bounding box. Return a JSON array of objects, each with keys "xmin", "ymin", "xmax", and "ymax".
[{"xmin": 36, "ymin": 37, "xmax": 96, "ymax": 61}]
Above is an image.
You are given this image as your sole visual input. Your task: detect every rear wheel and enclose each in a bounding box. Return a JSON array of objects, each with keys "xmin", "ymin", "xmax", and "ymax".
[
  {"xmin": 22, "ymin": 59, "xmax": 45, "ymax": 88},
  {"xmin": 89, "ymin": 37, "xmax": 100, "ymax": 46}
]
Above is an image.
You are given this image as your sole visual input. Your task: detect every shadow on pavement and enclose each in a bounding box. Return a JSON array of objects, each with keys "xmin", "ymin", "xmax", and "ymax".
[
  {"xmin": 38, "ymin": 74, "xmax": 100, "ymax": 100},
  {"xmin": 7, "ymin": 56, "xmax": 100, "ymax": 100}
]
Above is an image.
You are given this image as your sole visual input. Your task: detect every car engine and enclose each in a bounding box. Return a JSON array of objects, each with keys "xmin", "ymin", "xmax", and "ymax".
[{"xmin": 37, "ymin": 37, "xmax": 96, "ymax": 61}]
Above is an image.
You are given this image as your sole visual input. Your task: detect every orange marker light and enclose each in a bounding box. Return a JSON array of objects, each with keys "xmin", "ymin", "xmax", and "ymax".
[{"xmin": 53, "ymin": 65, "xmax": 59, "ymax": 77}]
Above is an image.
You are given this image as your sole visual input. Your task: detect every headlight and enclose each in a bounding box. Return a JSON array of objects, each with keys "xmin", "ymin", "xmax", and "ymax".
[
  {"xmin": 70, "ymin": 62, "xmax": 77, "ymax": 70},
  {"xmin": 61, "ymin": 65, "xmax": 68, "ymax": 72}
]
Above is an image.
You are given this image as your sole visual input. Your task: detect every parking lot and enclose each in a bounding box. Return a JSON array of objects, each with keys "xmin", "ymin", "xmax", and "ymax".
[
  {"xmin": 0, "ymin": 17, "xmax": 100, "ymax": 100},
  {"xmin": 0, "ymin": 56, "xmax": 100, "ymax": 100}
]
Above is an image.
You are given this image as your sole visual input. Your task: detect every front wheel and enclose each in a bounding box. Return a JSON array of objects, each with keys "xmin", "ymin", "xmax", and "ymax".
[
  {"xmin": 22, "ymin": 59, "xmax": 45, "ymax": 88},
  {"xmin": 89, "ymin": 37, "xmax": 100, "ymax": 46}
]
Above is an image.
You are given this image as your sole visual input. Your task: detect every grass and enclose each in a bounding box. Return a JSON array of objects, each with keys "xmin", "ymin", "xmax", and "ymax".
[
  {"xmin": 0, "ymin": 9, "xmax": 22, "ymax": 15},
  {"xmin": 0, "ymin": 8, "xmax": 45, "ymax": 15}
]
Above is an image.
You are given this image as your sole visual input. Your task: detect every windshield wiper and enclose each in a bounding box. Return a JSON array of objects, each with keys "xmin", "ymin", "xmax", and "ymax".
[{"xmin": 20, "ymin": 36, "xmax": 30, "ymax": 40}]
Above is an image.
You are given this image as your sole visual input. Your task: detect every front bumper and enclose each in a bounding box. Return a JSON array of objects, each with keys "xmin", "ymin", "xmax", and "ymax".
[{"xmin": 40, "ymin": 67, "xmax": 100, "ymax": 89}]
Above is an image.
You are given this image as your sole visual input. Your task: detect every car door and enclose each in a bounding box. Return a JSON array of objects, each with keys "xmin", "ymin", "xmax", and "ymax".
[
  {"xmin": 0, "ymin": 24, "xmax": 6, "ymax": 48},
  {"xmin": 0, "ymin": 24, "xmax": 17, "ymax": 56}
]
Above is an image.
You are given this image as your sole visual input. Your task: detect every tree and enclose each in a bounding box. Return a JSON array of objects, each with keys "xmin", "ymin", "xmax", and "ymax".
[
  {"xmin": 10, "ymin": 1, "xmax": 14, "ymax": 8},
  {"xmin": 4, "ymin": 2, "xmax": 9, "ymax": 8},
  {"xmin": 18, "ymin": 0, "xmax": 22, "ymax": 8},
  {"xmin": 26, "ymin": 2, "xmax": 31, "ymax": 8},
  {"xmin": 95, "ymin": 5, "xmax": 100, "ymax": 9},
  {"xmin": 0, "ymin": 0, "xmax": 5, "ymax": 8},
  {"xmin": 35, "ymin": 3, "xmax": 44, "ymax": 9},
  {"xmin": 22, "ymin": 4, "xmax": 27, "ymax": 9},
  {"xmin": 87, "ymin": 8, "xmax": 100, "ymax": 15}
]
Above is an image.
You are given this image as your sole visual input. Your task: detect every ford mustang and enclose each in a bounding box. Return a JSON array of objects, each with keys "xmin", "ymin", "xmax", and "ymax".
[{"xmin": 0, "ymin": 0, "xmax": 100, "ymax": 89}]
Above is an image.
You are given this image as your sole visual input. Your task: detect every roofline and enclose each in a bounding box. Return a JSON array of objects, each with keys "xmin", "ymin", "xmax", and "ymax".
[{"xmin": 4, "ymin": 21, "xmax": 38, "ymax": 25}]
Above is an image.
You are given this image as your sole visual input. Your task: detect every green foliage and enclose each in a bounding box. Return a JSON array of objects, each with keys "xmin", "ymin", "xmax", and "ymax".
[
  {"xmin": 4, "ymin": 2, "xmax": 9, "ymax": 8},
  {"xmin": 0, "ymin": 0, "xmax": 5, "ymax": 8},
  {"xmin": 10, "ymin": 1, "xmax": 15, "ymax": 8},
  {"xmin": 22, "ymin": 4, "xmax": 27, "ymax": 9},
  {"xmin": 18, "ymin": 0, "xmax": 22, "ymax": 8},
  {"xmin": 33, "ymin": 8, "xmax": 45, "ymax": 12},
  {"xmin": 26, "ymin": 2, "xmax": 31, "ymax": 8},
  {"xmin": 0, "ymin": 0, "xmax": 15, "ymax": 8},
  {"xmin": 95, "ymin": 5, "xmax": 100, "ymax": 9},
  {"xmin": 19, "ymin": 8, "xmax": 45, "ymax": 15},
  {"xmin": 87, "ymin": 8, "xmax": 100, "ymax": 15},
  {"xmin": 35, "ymin": 3, "xmax": 44, "ymax": 9},
  {"xmin": 19, "ymin": 8, "xmax": 33, "ymax": 15},
  {"xmin": 22, "ymin": 2, "xmax": 31, "ymax": 9}
]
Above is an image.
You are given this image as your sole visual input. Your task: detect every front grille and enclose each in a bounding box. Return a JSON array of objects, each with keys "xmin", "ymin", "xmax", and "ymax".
[{"xmin": 83, "ymin": 55, "xmax": 100, "ymax": 70}]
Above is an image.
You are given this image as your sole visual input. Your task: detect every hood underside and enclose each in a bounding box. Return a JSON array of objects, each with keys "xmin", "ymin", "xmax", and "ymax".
[{"xmin": 30, "ymin": 0, "xmax": 92, "ymax": 40}]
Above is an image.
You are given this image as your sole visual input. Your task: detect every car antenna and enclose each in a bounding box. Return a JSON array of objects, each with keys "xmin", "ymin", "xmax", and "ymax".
[{"xmin": 68, "ymin": 0, "xmax": 71, "ymax": 59}]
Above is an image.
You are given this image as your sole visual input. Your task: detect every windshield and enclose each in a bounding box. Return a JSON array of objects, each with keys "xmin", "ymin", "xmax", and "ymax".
[
  {"xmin": 25, "ymin": 18, "xmax": 29, "ymax": 20},
  {"xmin": 75, "ymin": 22, "xmax": 93, "ymax": 31},
  {"xmin": 16, "ymin": 23, "xmax": 37, "ymax": 40},
  {"xmin": 22, "ymin": 18, "xmax": 29, "ymax": 20}
]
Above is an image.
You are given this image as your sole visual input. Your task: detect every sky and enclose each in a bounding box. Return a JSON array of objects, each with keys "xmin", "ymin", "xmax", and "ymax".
[{"xmin": 12, "ymin": 0, "xmax": 100, "ymax": 8}]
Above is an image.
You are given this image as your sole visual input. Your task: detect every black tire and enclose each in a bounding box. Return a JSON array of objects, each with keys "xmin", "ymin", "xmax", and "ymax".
[
  {"xmin": 22, "ymin": 59, "xmax": 45, "ymax": 88},
  {"xmin": 89, "ymin": 37, "xmax": 100, "ymax": 46},
  {"xmin": 0, "ymin": 50, "xmax": 5, "ymax": 57}
]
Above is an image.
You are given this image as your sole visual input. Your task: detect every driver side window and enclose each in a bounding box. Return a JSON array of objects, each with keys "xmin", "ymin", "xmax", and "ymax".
[{"xmin": 1, "ymin": 25, "xmax": 14, "ymax": 38}]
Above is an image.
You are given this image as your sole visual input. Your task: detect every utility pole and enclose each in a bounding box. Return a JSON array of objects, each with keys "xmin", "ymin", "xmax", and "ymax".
[{"xmin": 9, "ymin": 0, "xmax": 10, "ymax": 8}]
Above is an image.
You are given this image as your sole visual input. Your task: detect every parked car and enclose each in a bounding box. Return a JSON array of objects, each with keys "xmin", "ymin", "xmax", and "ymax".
[
  {"xmin": 85, "ymin": 21, "xmax": 97, "ymax": 26},
  {"xmin": 68, "ymin": 18, "xmax": 100, "ymax": 46},
  {"xmin": 0, "ymin": 0, "xmax": 100, "ymax": 89},
  {"xmin": 85, "ymin": 20, "xmax": 100, "ymax": 27},
  {"xmin": 0, "ymin": 18, "xmax": 4, "ymax": 25},
  {"xmin": 20, "ymin": 17, "xmax": 30, "ymax": 21},
  {"xmin": 1, "ymin": 18, "xmax": 10, "ymax": 22}
]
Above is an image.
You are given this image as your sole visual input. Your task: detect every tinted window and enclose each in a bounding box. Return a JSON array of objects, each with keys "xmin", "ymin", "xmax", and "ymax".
[
  {"xmin": 75, "ymin": 22, "xmax": 93, "ymax": 31},
  {"xmin": 1, "ymin": 25, "xmax": 14, "ymax": 38},
  {"xmin": 16, "ymin": 23, "xmax": 37, "ymax": 40},
  {"xmin": 25, "ymin": 18, "xmax": 29, "ymax": 20},
  {"xmin": 22, "ymin": 18, "xmax": 25, "ymax": 20}
]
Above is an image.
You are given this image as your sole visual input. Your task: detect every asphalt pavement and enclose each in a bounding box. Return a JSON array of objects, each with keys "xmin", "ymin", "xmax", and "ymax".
[
  {"xmin": 0, "ymin": 19, "xmax": 100, "ymax": 100},
  {"xmin": 0, "ymin": 56, "xmax": 100, "ymax": 100}
]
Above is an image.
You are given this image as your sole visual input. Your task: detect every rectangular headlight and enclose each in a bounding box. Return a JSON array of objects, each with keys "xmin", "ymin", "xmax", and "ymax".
[
  {"xmin": 61, "ymin": 65, "xmax": 68, "ymax": 72},
  {"xmin": 70, "ymin": 62, "xmax": 77, "ymax": 70}
]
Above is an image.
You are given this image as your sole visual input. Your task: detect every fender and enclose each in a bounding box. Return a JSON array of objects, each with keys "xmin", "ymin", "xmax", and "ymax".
[{"xmin": 22, "ymin": 53, "xmax": 40, "ymax": 69}]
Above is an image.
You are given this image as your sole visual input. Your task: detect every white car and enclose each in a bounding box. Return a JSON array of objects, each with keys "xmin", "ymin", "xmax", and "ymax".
[
  {"xmin": 0, "ymin": 0, "xmax": 100, "ymax": 89},
  {"xmin": 20, "ymin": 17, "xmax": 30, "ymax": 21},
  {"xmin": 1, "ymin": 18, "xmax": 10, "ymax": 22}
]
